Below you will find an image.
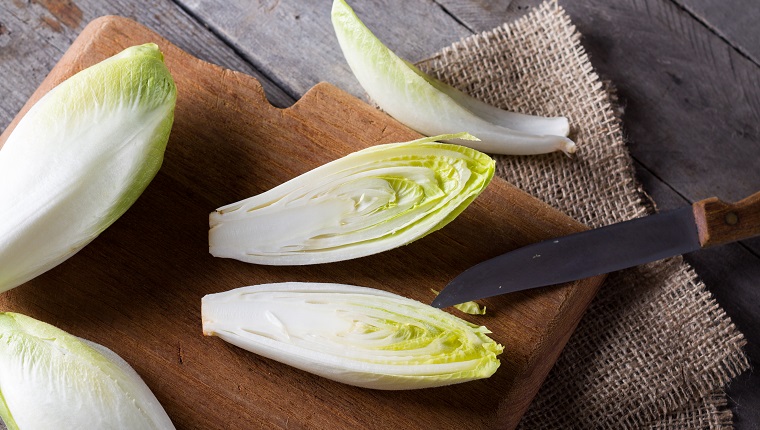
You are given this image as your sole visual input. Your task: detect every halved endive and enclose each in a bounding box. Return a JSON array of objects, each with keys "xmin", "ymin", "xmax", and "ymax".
[
  {"xmin": 202, "ymin": 283, "xmax": 504, "ymax": 390},
  {"xmin": 332, "ymin": 0, "xmax": 575, "ymax": 155},
  {"xmin": 0, "ymin": 312, "xmax": 175, "ymax": 429},
  {"xmin": 0, "ymin": 44, "xmax": 176, "ymax": 293},
  {"xmin": 209, "ymin": 133, "xmax": 495, "ymax": 265}
]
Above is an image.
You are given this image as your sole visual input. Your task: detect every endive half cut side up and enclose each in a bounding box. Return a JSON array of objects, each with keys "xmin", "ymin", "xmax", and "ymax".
[
  {"xmin": 332, "ymin": 0, "xmax": 576, "ymax": 155},
  {"xmin": 0, "ymin": 43, "xmax": 177, "ymax": 293},
  {"xmin": 0, "ymin": 313, "xmax": 175, "ymax": 429},
  {"xmin": 202, "ymin": 283, "xmax": 504, "ymax": 390},
  {"xmin": 208, "ymin": 133, "xmax": 495, "ymax": 265}
]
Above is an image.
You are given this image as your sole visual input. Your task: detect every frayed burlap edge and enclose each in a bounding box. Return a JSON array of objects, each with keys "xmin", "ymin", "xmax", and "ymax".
[{"xmin": 420, "ymin": 1, "xmax": 749, "ymax": 428}]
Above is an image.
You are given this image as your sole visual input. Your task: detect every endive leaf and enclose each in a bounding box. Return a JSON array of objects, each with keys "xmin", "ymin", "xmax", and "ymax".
[
  {"xmin": 209, "ymin": 133, "xmax": 495, "ymax": 265},
  {"xmin": 0, "ymin": 313, "xmax": 175, "ymax": 429},
  {"xmin": 431, "ymin": 288, "xmax": 486, "ymax": 315},
  {"xmin": 454, "ymin": 301, "xmax": 487, "ymax": 315},
  {"xmin": 332, "ymin": 0, "xmax": 576, "ymax": 155},
  {"xmin": 0, "ymin": 44, "xmax": 177, "ymax": 293},
  {"xmin": 202, "ymin": 283, "xmax": 504, "ymax": 390}
]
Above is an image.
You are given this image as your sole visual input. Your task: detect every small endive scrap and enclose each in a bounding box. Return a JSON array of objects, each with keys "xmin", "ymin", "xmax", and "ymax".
[
  {"xmin": 209, "ymin": 133, "xmax": 494, "ymax": 265},
  {"xmin": 332, "ymin": 0, "xmax": 575, "ymax": 155},
  {"xmin": 202, "ymin": 283, "xmax": 504, "ymax": 390},
  {"xmin": 0, "ymin": 313, "xmax": 175, "ymax": 430},
  {"xmin": 0, "ymin": 43, "xmax": 177, "ymax": 293}
]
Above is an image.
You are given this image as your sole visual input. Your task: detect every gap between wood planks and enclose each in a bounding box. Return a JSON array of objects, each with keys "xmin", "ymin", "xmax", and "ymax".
[
  {"xmin": 166, "ymin": 0, "xmax": 297, "ymax": 107},
  {"xmin": 669, "ymin": 0, "xmax": 759, "ymax": 68},
  {"xmin": 166, "ymin": 0, "xmax": 482, "ymax": 106},
  {"xmin": 431, "ymin": 1, "xmax": 473, "ymax": 32},
  {"xmin": 77, "ymin": 0, "xmax": 760, "ymax": 120}
]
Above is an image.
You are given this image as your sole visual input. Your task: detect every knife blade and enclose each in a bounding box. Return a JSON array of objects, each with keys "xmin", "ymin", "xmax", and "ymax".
[{"xmin": 432, "ymin": 192, "xmax": 760, "ymax": 308}]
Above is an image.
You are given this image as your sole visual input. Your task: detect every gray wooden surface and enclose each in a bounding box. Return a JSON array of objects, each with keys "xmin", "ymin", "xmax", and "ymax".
[{"xmin": 0, "ymin": 0, "xmax": 757, "ymax": 428}]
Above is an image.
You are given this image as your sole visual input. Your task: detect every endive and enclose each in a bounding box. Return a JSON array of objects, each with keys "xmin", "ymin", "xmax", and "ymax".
[
  {"xmin": 209, "ymin": 133, "xmax": 494, "ymax": 265},
  {"xmin": 431, "ymin": 289, "xmax": 486, "ymax": 315},
  {"xmin": 0, "ymin": 44, "xmax": 176, "ymax": 293},
  {"xmin": 202, "ymin": 283, "xmax": 504, "ymax": 390},
  {"xmin": 332, "ymin": 0, "xmax": 575, "ymax": 155},
  {"xmin": 0, "ymin": 312, "xmax": 175, "ymax": 429}
]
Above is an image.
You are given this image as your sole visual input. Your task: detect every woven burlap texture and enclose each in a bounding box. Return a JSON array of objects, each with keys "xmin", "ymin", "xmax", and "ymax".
[{"xmin": 419, "ymin": 1, "xmax": 749, "ymax": 428}]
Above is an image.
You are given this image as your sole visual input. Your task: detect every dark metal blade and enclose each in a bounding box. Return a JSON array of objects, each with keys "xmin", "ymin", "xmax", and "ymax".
[{"xmin": 432, "ymin": 207, "xmax": 700, "ymax": 308}]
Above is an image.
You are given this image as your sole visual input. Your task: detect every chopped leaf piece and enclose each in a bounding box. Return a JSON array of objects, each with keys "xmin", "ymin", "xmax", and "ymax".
[
  {"xmin": 455, "ymin": 301, "xmax": 487, "ymax": 315},
  {"xmin": 431, "ymin": 289, "xmax": 486, "ymax": 315}
]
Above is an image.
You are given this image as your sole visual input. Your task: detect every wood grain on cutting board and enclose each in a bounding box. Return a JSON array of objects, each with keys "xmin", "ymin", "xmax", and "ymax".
[{"xmin": 0, "ymin": 16, "xmax": 604, "ymax": 430}]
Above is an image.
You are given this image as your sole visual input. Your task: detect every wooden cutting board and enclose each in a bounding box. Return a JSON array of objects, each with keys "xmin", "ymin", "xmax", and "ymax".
[{"xmin": 0, "ymin": 16, "xmax": 605, "ymax": 430}]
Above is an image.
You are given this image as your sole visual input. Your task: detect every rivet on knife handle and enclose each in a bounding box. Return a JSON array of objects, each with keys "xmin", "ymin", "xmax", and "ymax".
[{"xmin": 692, "ymin": 191, "xmax": 760, "ymax": 248}]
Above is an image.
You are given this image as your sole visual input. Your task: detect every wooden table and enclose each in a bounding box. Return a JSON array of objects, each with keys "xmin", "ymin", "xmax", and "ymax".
[{"xmin": 1, "ymin": 0, "xmax": 757, "ymax": 428}]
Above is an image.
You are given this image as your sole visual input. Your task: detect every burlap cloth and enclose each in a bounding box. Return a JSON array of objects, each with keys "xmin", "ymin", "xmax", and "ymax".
[{"xmin": 417, "ymin": 1, "xmax": 750, "ymax": 428}]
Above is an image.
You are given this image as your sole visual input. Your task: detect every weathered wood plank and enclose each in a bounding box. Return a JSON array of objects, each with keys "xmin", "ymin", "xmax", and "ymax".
[
  {"xmin": 559, "ymin": 0, "xmax": 760, "ymax": 209},
  {"xmin": 435, "ymin": 0, "xmax": 544, "ymax": 31},
  {"xmin": 170, "ymin": 0, "xmax": 473, "ymax": 100},
  {"xmin": 432, "ymin": 0, "xmax": 760, "ymax": 212},
  {"xmin": 559, "ymin": 2, "xmax": 760, "ymax": 427},
  {"xmin": 675, "ymin": 0, "xmax": 760, "ymax": 66},
  {"xmin": 0, "ymin": 0, "xmax": 293, "ymax": 131}
]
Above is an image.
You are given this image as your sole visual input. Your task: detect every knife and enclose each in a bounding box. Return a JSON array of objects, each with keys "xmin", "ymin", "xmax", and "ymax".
[{"xmin": 431, "ymin": 192, "xmax": 760, "ymax": 308}]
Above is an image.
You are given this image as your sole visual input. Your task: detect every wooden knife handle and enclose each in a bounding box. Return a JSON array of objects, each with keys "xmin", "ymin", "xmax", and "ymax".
[{"xmin": 692, "ymin": 191, "xmax": 760, "ymax": 248}]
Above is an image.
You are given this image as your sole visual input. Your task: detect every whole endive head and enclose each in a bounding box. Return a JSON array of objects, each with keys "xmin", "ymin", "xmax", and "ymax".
[
  {"xmin": 0, "ymin": 312, "xmax": 175, "ymax": 429},
  {"xmin": 0, "ymin": 43, "xmax": 177, "ymax": 292}
]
